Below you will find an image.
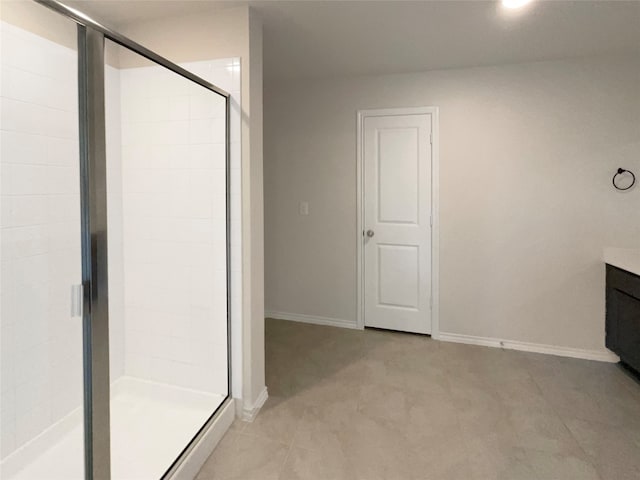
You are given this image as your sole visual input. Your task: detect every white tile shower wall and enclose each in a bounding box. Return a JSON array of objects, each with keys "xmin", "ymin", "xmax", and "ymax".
[
  {"xmin": 119, "ymin": 59, "xmax": 241, "ymax": 395},
  {"xmin": 0, "ymin": 23, "xmax": 126, "ymax": 464},
  {"xmin": 0, "ymin": 21, "xmax": 83, "ymax": 460}
]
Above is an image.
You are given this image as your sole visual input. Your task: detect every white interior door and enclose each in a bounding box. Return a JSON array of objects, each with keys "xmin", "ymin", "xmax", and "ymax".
[{"xmin": 363, "ymin": 112, "xmax": 432, "ymax": 334}]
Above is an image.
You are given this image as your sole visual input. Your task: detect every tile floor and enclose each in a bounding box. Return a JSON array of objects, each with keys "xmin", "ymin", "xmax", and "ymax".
[{"xmin": 197, "ymin": 319, "xmax": 640, "ymax": 480}]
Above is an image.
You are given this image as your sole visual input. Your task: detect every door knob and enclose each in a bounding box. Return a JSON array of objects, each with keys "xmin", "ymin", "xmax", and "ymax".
[{"xmin": 366, "ymin": 230, "xmax": 375, "ymax": 238}]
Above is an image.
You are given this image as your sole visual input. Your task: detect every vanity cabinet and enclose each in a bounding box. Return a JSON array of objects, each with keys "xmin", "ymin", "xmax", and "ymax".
[{"xmin": 606, "ymin": 264, "xmax": 640, "ymax": 373}]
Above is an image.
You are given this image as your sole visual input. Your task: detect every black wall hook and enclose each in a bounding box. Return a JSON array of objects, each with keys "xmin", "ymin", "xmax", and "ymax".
[{"xmin": 613, "ymin": 168, "xmax": 636, "ymax": 191}]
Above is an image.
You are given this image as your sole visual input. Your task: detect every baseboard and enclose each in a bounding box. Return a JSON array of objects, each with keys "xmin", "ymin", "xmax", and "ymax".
[
  {"xmin": 439, "ymin": 332, "xmax": 620, "ymax": 363},
  {"xmin": 265, "ymin": 312, "xmax": 617, "ymax": 363},
  {"xmin": 241, "ymin": 386, "xmax": 269, "ymax": 422},
  {"xmin": 266, "ymin": 311, "xmax": 359, "ymax": 330}
]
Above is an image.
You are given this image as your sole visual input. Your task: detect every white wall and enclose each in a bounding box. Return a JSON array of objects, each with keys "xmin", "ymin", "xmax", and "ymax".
[
  {"xmin": 245, "ymin": 8, "xmax": 266, "ymax": 413},
  {"xmin": 0, "ymin": 20, "xmax": 83, "ymax": 459},
  {"xmin": 264, "ymin": 55, "xmax": 640, "ymax": 354}
]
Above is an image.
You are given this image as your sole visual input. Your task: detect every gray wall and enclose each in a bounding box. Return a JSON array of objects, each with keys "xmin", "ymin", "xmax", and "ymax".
[{"xmin": 264, "ymin": 55, "xmax": 640, "ymax": 354}]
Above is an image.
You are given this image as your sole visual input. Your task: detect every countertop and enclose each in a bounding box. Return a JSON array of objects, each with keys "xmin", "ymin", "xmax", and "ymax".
[{"xmin": 604, "ymin": 248, "xmax": 640, "ymax": 277}]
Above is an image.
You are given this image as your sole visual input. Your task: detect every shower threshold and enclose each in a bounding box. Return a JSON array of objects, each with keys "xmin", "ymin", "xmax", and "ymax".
[{"xmin": 1, "ymin": 377, "xmax": 225, "ymax": 480}]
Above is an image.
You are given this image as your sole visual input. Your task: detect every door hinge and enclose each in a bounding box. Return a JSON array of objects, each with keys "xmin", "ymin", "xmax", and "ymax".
[{"xmin": 70, "ymin": 284, "xmax": 83, "ymax": 318}]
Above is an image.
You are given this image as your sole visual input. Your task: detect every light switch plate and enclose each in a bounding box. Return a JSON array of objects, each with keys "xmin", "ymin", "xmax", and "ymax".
[{"xmin": 299, "ymin": 201, "xmax": 309, "ymax": 216}]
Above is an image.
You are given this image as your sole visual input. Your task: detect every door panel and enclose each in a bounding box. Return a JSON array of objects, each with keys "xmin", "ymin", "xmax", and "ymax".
[
  {"xmin": 378, "ymin": 244, "xmax": 420, "ymax": 309},
  {"xmin": 364, "ymin": 113, "xmax": 432, "ymax": 334},
  {"xmin": 378, "ymin": 128, "xmax": 419, "ymax": 224}
]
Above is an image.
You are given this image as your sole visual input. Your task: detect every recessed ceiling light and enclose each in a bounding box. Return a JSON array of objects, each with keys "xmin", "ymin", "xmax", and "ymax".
[{"xmin": 502, "ymin": 0, "xmax": 533, "ymax": 9}]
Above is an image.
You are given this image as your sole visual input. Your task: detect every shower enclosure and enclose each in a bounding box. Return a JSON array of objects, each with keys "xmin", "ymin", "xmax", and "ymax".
[{"xmin": 1, "ymin": 1, "xmax": 233, "ymax": 478}]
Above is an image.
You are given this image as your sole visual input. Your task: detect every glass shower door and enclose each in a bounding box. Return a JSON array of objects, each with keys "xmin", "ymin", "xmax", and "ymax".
[
  {"xmin": 105, "ymin": 40, "xmax": 229, "ymax": 479},
  {"xmin": 2, "ymin": 2, "xmax": 232, "ymax": 478},
  {"xmin": 0, "ymin": 3, "xmax": 85, "ymax": 479}
]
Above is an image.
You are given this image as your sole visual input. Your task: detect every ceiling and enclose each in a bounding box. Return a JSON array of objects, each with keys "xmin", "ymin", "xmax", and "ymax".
[{"xmin": 66, "ymin": 0, "xmax": 640, "ymax": 83}]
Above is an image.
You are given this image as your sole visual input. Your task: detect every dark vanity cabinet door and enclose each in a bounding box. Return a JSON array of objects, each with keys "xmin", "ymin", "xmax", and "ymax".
[{"xmin": 606, "ymin": 265, "xmax": 640, "ymax": 373}]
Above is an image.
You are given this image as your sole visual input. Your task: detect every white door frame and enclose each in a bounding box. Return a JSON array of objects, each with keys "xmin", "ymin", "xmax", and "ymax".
[{"xmin": 356, "ymin": 106, "xmax": 440, "ymax": 338}]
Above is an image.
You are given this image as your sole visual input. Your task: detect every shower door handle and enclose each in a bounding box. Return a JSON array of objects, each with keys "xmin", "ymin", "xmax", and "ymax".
[{"xmin": 71, "ymin": 284, "xmax": 84, "ymax": 317}]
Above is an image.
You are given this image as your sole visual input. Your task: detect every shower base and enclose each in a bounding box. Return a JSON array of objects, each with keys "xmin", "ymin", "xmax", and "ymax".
[{"xmin": 2, "ymin": 377, "xmax": 225, "ymax": 480}]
